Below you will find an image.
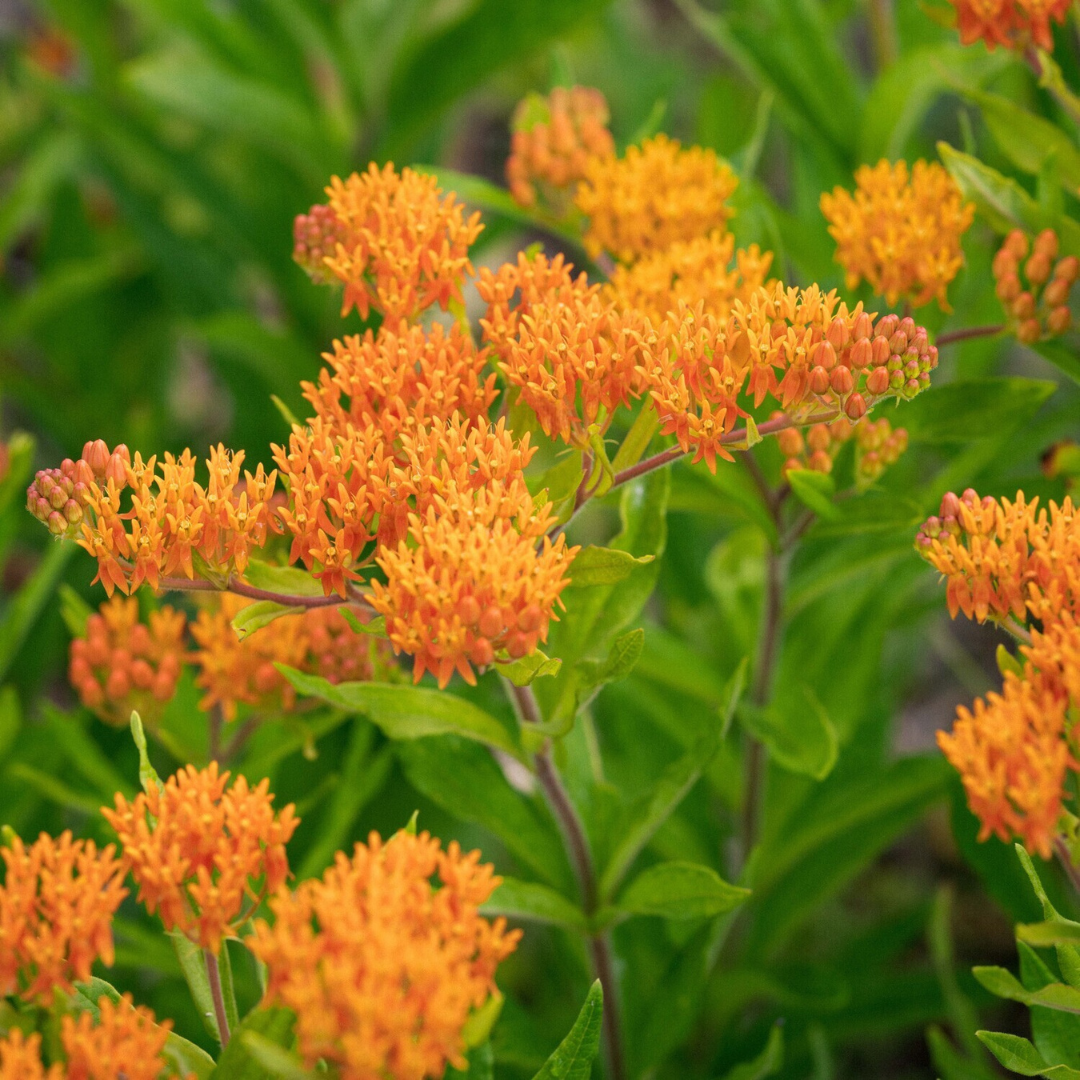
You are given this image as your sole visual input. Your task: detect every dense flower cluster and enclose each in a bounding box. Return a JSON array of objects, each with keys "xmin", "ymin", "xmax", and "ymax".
[
  {"xmin": 323, "ymin": 164, "xmax": 483, "ymax": 321},
  {"xmin": 0, "ymin": 831, "xmax": 125, "ymax": 1002},
  {"xmin": 949, "ymin": 0, "xmax": 1071, "ymax": 50},
  {"xmin": 777, "ymin": 415, "xmax": 909, "ymax": 483},
  {"xmin": 251, "ymin": 830, "xmax": 520, "ymax": 1080},
  {"xmin": 26, "ymin": 440, "xmax": 124, "ymax": 538},
  {"xmin": 821, "ymin": 159, "xmax": 975, "ymax": 309},
  {"xmin": 0, "ymin": 996, "xmax": 178, "ymax": 1080},
  {"xmin": 103, "ymin": 762, "xmax": 298, "ymax": 951},
  {"xmin": 506, "ymin": 86, "xmax": 614, "ymax": 210},
  {"xmin": 68, "ymin": 597, "xmax": 186, "ymax": 726},
  {"xmin": 576, "ymin": 135, "xmax": 739, "ymax": 263},
  {"xmin": 644, "ymin": 290, "xmax": 935, "ymax": 470},
  {"xmin": 919, "ymin": 490, "xmax": 1080, "ymax": 855},
  {"xmin": 606, "ymin": 232, "xmax": 774, "ymax": 325},
  {"xmin": 993, "ymin": 228, "xmax": 1077, "ymax": 343}
]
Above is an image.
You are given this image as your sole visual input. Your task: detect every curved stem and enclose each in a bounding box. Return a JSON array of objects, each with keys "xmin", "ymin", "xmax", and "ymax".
[
  {"xmin": 205, "ymin": 949, "xmax": 231, "ymax": 1048},
  {"xmin": 935, "ymin": 325, "xmax": 1004, "ymax": 347},
  {"xmin": 154, "ymin": 573, "xmax": 372, "ymax": 611}
]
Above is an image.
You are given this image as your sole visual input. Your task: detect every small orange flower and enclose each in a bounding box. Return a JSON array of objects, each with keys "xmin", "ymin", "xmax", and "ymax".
[
  {"xmin": 506, "ymin": 86, "xmax": 615, "ymax": 210},
  {"xmin": 62, "ymin": 994, "xmax": 176, "ymax": 1080},
  {"xmin": 103, "ymin": 763, "xmax": 298, "ymax": 952},
  {"xmin": 0, "ymin": 832, "xmax": 126, "ymax": 1002},
  {"xmin": 948, "ymin": 0, "xmax": 1070, "ymax": 50},
  {"xmin": 251, "ymin": 830, "xmax": 521, "ymax": 1080},
  {"xmin": 576, "ymin": 134, "xmax": 738, "ymax": 263},
  {"xmin": 0, "ymin": 1030, "xmax": 60, "ymax": 1080},
  {"xmin": 821, "ymin": 159, "xmax": 974, "ymax": 309},
  {"xmin": 69, "ymin": 597, "xmax": 186, "ymax": 725},
  {"xmin": 323, "ymin": 164, "xmax": 483, "ymax": 322},
  {"xmin": 606, "ymin": 232, "xmax": 775, "ymax": 325},
  {"xmin": 993, "ymin": 228, "xmax": 1078, "ymax": 343}
]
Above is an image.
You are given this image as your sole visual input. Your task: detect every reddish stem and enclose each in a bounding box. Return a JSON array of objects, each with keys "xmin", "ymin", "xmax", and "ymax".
[
  {"xmin": 154, "ymin": 573, "xmax": 371, "ymax": 611},
  {"xmin": 935, "ymin": 325, "xmax": 1004, "ymax": 347}
]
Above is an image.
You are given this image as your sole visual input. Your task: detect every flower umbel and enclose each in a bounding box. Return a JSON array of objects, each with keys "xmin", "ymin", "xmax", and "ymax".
[
  {"xmin": 251, "ymin": 830, "xmax": 521, "ymax": 1080},
  {"xmin": 948, "ymin": 0, "xmax": 1071, "ymax": 51},
  {"xmin": 62, "ymin": 994, "xmax": 177, "ymax": 1080}
]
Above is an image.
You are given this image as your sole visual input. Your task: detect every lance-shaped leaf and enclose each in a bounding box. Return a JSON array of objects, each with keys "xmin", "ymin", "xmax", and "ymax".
[
  {"xmin": 231, "ymin": 600, "xmax": 305, "ymax": 639},
  {"xmin": 974, "ymin": 966, "xmax": 1080, "ymax": 1014},
  {"xmin": 976, "ymin": 1031, "xmax": 1080, "ymax": 1079},
  {"xmin": 499, "ymin": 651, "xmax": 563, "ymax": 687},
  {"xmin": 482, "ymin": 877, "xmax": 586, "ymax": 931},
  {"xmin": 720, "ymin": 1022, "xmax": 784, "ymax": 1080},
  {"xmin": 786, "ymin": 469, "xmax": 838, "ymax": 520},
  {"xmin": 531, "ymin": 980, "xmax": 604, "ymax": 1080},
  {"xmin": 212, "ymin": 1007, "xmax": 304, "ymax": 1079},
  {"xmin": 738, "ymin": 687, "xmax": 838, "ymax": 781},
  {"xmin": 568, "ymin": 545, "xmax": 655, "ymax": 587},
  {"xmin": 617, "ymin": 861, "xmax": 750, "ymax": 920}
]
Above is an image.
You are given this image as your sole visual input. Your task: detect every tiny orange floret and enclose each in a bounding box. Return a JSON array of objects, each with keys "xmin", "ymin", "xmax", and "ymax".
[{"xmin": 948, "ymin": 0, "xmax": 1070, "ymax": 51}]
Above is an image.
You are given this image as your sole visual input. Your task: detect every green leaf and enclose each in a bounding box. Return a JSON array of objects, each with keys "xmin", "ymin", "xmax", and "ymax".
[
  {"xmin": 1019, "ymin": 922, "xmax": 1080, "ymax": 947},
  {"xmin": 569, "ymin": 545, "xmax": 656, "ymax": 587},
  {"xmin": 531, "ymin": 980, "xmax": 604, "ymax": 1080},
  {"xmin": 611, "ymin": 405, "xmax": 661, "ymax": 473},
  {"xmin": 739, "ymin": 687, "xmax": 838, "ymax": 781},
  {"xmin": 338, "ymin": 609, "xmax": 387, "ymax": 637},
  {"xmin": 231, "ymin": 601, "xmax": 305, "ymax": 639},
  {"xmin": 974, "ymin": 966, "xmax": 1080, "ymax": 1014},
  {"xmin": 976, "ymin": 1031, "xmax": 1080, "ymax": 1078},
  {"xmin": 58, "ymin": 584, "xmax": 94, "ymax": 639},
  {"xmin": 129, "ymin": 711, "xmax": 163, "ymax": 794},
  {"xmin": 213, "ymin": 1007, "xmax": 303, "ymax": 1080},
  {"xmin": 1031, "ymin": 340, "xmax": 1080, "ymax": 388},
  {"xmin": 599, "ymin": 728, "xmax": 721, "ymax": 900},
  {"xmin": 786, "ymin": 469, "xmax": 838, "ymax": 520},
  {"xmin": 482, "ymin": 877, "xmax": 586, "ymax": 930},
  {"xmin": 0, "ymin": 541, "xmax": 75, "ymax": 684},
  {"xmin": 277, "ymin": 668, "xmax": 524, "ymax": 760},
  {"xmin": 241, "ymin": 561, "xmax": 324, "ymax": 598},
  {"xmin": 902, "ymin": 378, "xmax": 1056, "ymax": 443},
  {"xmin": 720, "ymin": 1022, "xmax": 784, "ymax": 1080},
  {"xmin": 617, "ymin": 861, "xmax": 750, "ymax": 920},
  {"xmin": 500, "ymin": 651, "xmax": 563, "ymax": 687},
  {"xmin": 1014, "ymin": 845, "xmax": 1080, "ymax": 988},
  {"xmin": 462, "ymin": 994, "xmax": 504, "ymax": 1050}
]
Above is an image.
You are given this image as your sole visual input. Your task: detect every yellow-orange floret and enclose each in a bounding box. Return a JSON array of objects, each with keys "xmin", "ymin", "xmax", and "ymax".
[
  {"xmin": 0, "ymin": 1030, "xmax": 60, "ymax": 1080},
  {"xmin": 303, "ymin": 320, "xmax": 497, "ymax": 442},
  {"xmin": 821, "ymin": 159, "xmax": 974, "ymax": 310},
  {"xmin": 506, "ymin": 86, "xmax": 615, "ymax": 210},
  {"xmin": 949, "ymin": 0, "xmax": 1071, "ymax": 51},
  {"xmin": 68, "ymin": 597, "xmax": 186, "ymax": 726},
  {"xmin": 576, "ymin": 135, "xmax": 738, "ymax": 263},
  {"xmin": 251, "ymin": 830, "xmax": 521, "ymax": 1080},
  {"xmin": 62, "ymin": 994, "xmax": 175, "ymax": 1080},
  {"xmin": 606, "ymin": 232, "xmax": 775, "ymax": 325},
  {"xmin": 103, "ymin": 762, "xmax": 298, "ymax": 952},
  {"xmin": 372, "ymin": 485, "xmax": 576, "ymax": 688},
  {"xmin": 323, "ymin": 164, "xmax": 482, "ymax": 322},
  {"xmin": 0, "ymin": 832, "xmax": 125, "ymax": 1002}
]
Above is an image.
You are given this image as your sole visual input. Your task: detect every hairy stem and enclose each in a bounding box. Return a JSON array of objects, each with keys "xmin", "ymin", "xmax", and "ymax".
[
  {"xmin": 935, "ymin": 325, "xmax": 1005, "ymax": 347},
  {"xmin": 508, "ymin": 682, "xmax": 624, "ymax": 1080},
  {"xmin": 1001, "ymin": 616, "xmax": 1034, "ymax": 646},
  {"xmin": 154, "ymin": 573, "xmax": 373, "ymax": 611},
  {"xmin": 1056, "ymin": 836, "xmax": 1080, "ymax": 899},
  {"xmin": 205, "ymin": 949, "xmax": 231, "ymax": 1048}
]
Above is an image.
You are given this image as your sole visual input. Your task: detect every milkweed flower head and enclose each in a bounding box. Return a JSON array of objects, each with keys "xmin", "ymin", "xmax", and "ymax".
[
  {"xmin": 103, "ymin": 762, "xmax": 298, "ymax": 952},
  {"xmin": 576, "ymin": 134, "xmax": 739, "ymax": 263},
  {"xmin": 642, "ymin": 285, "xmax": 935, "ymax": 471},
  {"xmin": 0, "ymin": 831, "xmax": 126, "ymax": 1002},
  {"xmin": 250, "ymin": 830, "xmax": 521, "ymax": 1080},
  {"xmin": 820, "ymin": 159, "xmax": 975, "ymax": 310},
  {"xmin": 0, "ymin": 1030, "xmax": 59, "ymax": 1080},
  {"xmin": 62, "ymin": 994, "xmax": 179, "ymax": 1080},
  {"xmin": 322, "ymin": 164, "xmax": 483, "ymax": 322},
  {"xmin": 993, "ymin": 228, "xmax": 1077, "ymax": 343},
  {"xmin": 948, "ymin": 0, "xmax": 1071, "ymax": 51},
  {"xmin": 606, "ymin": 232, "xmax": 775, "ymax": 325},
  {"xmin": 506, "ymin": 86, "xmax": 615, "ymax": 211},
  {"xmin": 68, "ymin": 597, "xmax": 186, "ymax": 726}
]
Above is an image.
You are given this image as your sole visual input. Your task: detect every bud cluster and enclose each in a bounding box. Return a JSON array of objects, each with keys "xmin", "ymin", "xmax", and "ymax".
[
  {"xmin": 506, "ymin": 86, "xmax": 615, "ymax": 211},
  {"xmin": 778, "ymin": 415, "xmax": 907, "ymax": 484},
  {"xmin": 293, "ymin": 202, "xmax": 347, "ymax": 284},
  {"xmin": 26, "ymin": 439, "xmax": 127, "ymax": 538},
  {"xmin": 993, "ymin": 228, "xmax": 1077, "ymax": 343}
]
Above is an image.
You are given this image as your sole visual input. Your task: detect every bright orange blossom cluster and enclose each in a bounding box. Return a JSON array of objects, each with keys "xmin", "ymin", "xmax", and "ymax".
[{"xmin": 948, "ymin": 0, "xmax": 1070, "ymax": 51}]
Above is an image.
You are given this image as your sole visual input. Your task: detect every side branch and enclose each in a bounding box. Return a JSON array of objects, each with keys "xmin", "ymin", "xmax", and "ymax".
[
  {"xmin": 154, "ymin": 573, "xmax": 373, "ymax": 611},
  {"xmin": 935, "ymin": 325, "xmax": 1004, "ymax": 347}
]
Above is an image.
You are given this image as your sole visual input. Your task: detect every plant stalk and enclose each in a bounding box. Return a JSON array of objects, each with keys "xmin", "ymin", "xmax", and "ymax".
[
  {"xmin": 205, "ymin": 948, "xmax": 231, "ymax": 1048},
  {"xmin": 154, "ymin": 573, "xmax": 373, "ymax": 610},
  {"xmin": 1056, "ymin": 836, "xmax": 1080, "ymax": 898},
  {"xmin": 935, "ymin": 325, "xmax": 1004, "ymax": 347}
]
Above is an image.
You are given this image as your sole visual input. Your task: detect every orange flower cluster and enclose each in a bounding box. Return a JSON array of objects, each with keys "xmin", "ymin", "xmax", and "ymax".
[
  {"xmin": 251, "ymin": 830, "xmax": 520, "ymax": 1080},
  {"xmin": 68, "ymin": 597, "xmax": 185, "ymax": 726},
  {"xmin": 73, "ymin": 442, "xmax": 277, "ymax": 597},
  {"xmin": 576, "ymin": 135, "xmax": 739, "ymax": 263},
  {"xmin": 949, "ymin": 0, "xmax": 1070, "ymax": 50},
  {"xmin": 993, "ymin": 228, "xmax": 1077, "ymax": 343},
  {"xmin": 606, "ymin": 232, "xmax": 775, "ymax": 325},
  {"xmin": 0, "ymin": 832, "xmax": 125, "ymax": 1002},
  {"xmin": 322, "ymin": 164, "xmax": 482, "ymax": 321},
  {"xmin": 506, "ymin": 86, "xmax": 615, "ymax": 210},
  {"xmin": 0, "ymin": 996, "xmax": 178, "ymax": 1080},
  {"xmin": 920, "ymin": 489, "xmax": 1080, "ymax": 855},
  {"xmin": 190, "ymin": 595, "xmax": 395, "ymax": 719},
  {"xmin": 103, "ymin": 762, "xmax": 298, "ymax": 951},
  {"xmin": 644, "ymin": 288, "xmax": 935, "ymax": 470},
  {"xmin": 821, "ymin": 159, "xmax": 975, "ymax": 309}
]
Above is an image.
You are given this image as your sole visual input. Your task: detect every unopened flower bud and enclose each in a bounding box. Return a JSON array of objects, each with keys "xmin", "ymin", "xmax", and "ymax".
[
  {"xmin": 875, "ymin": 314, "xmax": 899, "ymax": 340},
  {"xmin": 898, "ymin": 317, "xmax": 916, "ymax": 340},
  {"xmin": 1004, "ymin": 229, "xmax": 1029, "ymax": 259},
  {"xmin": 807, "ymin": 424, "xmax": 831, "ymax": 453},
  {"xmin": 63, "ymin": 499, "xmax": 82, "ymax": 524},
  {"xmin": 1017, "ymin": 318, "xmax": 1042, "ymax": 344},
  {"xmin": 105, "ymin": 451, "xmax": 128, "ymax": 486},
  {"xmin": 1034, "ymin": 228, "xmax": 1059, "ymax": 260},
  {"xmin": 845, "ymin": 392, "xmax": 867, "ymax": 420},
  {"xmin": 993, "ymin": 248, "xmax": 1018, "ymax": 278},
  {"xmin": 81, "ymin": 439, "xmax": 110, "ymax": 477},
  {"xmin": 1025, "ymin": 252, "xmax": 1052, "ymax": 286},
  {"xmin": 996, "ymin": 273, "xmax": 1022, "ymax": 302},
  {"xmin": 47, "ymin": 510, "xmax": 67, "ymax": 535},
  {"xmin": 940, "ymin": 492, "xmax": 961, "ymax": 518},
  {"xmin": 479, "ymin": 606, "xmax": 504, "ymax": 639},
  {"xmin": 866, "ymin": 367, "xmax": 890, "ymax": 395},
  {"xmin": 1013, "ymin": 292, "xmax": 1037, "ymax": 320},
  {"xmin": 777, "ymin": 428, "xmax": 804, "ymax": 457},
  {"xmin": 812, "ymin": 340, "xmax": 837, "ymax": 371},
  {"xmin": 871, "ymin": 336, "xmax": 891, "ymax": 365},
  {"xmin": 852, "ymin": 312, "xmax": 874, "ymax": 341},
  {"xmin": 1047, "ymin": 306, "xmax": 1072, "ymax": 336},
  {"xmin": 850, "ymin": 339, "xmax": 873, "ymax": 369},
  {"xmin": 809, "ymin": 366, "xmax": 831, "ymax": 394},
  {"xmin": 1055, "ymin": 255, "xmax": 1079, "ymax": 284},
  {"xmin": 1044, "ymin": 278, "xmax": 1070, "ymax": 307},
  {"xmin": 471, "ymin": 638, "xmax": 495, "ymax": 667},
  {"xmin": 830, "ymin": 366, "xmax": 854, "ymax": 395},
  {"xmin": 807, "ymin": 450, "xmax": 832, "ymax": 473}
]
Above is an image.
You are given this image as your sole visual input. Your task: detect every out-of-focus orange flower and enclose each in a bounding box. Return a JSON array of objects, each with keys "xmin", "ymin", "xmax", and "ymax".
[
  {"xmin": 949, "ymin": 0, "xmax": 1070, "ymax": 50},
  {"xmin": 0, "ymin": 832, "xmax": 126, "ymax": 1003},
  {"xmin": 323, "ymin": 164, "xmax": 482, "ymax": 322},
  {"xmin": 251, "ymin": 830, "xmax": 520, "ymax": 1080},
  {"xmin": 576, "ymin": 135, "xmax": 738, "ymax": 263},
  {"xmin": 993, "ymin": 228, "xmax": 1078, "ymax": 343},
  {"xmin": 68, "ymin": 597, "xmax": 186, "ymax": 725},
  {"xmin": 303, "ymin": 320, "xmax": 497, "ymax": 442},
  {"xmin": 62, "ymin": 994, "xmax": 177, "ymax": 1080},
  {"xmin": 606, "ymin": 232, "xmax": 775, "ymax": 325},
  {"xmin": 821, "ymin": 159, "xmax": 974, "ymax": 309},
  {"xmin": 0, "ymin": 1030, "xmax": 60, "ymax": 1080},
  {"xmin": 103, "ymin": 762, "xmax": 298, "ymax": 952},
  {"xmin": 372, "ymin": 486, "xmax": 576, "ymax": 687},
  {"xmin": 506, "ymin": 86, "xmax": 615, "ymax": 210},
  {"xmin": 643, "ymin": 286, "xmax": 935, "ymax": 471}
]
